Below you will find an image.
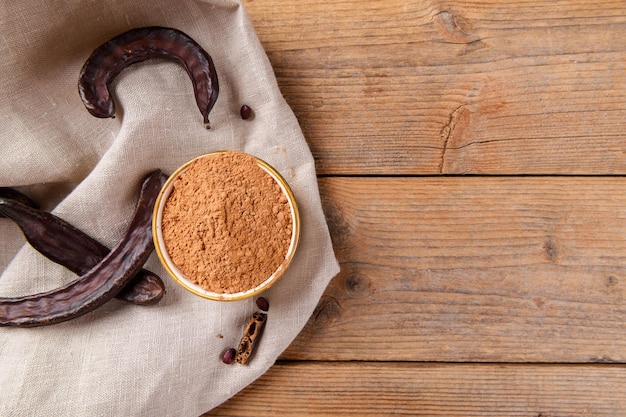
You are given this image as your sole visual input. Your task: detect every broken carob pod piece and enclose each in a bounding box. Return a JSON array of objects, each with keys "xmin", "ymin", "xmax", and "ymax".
[
  {"xmin": 235, "ymin": 311, "xmax": 267, "ymax": 365},
  {"xmin": 78, "ymin": 26, "xmax": 219, "ymax": 128},
  {"xmin": 0, "ymin": 188, "xmax": 38, "ymax": 216},
  {"xmin": 0, "ymin": 196, "xmax": 165, "ymax": 305},
  {"xmin": 0, "ymin": 170, "xmax": 167, "ymax": 327}
]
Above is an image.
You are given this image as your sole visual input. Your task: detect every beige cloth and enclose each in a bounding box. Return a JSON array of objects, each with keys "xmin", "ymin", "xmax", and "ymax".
[{"xmin": 0, "ymin": 1, "xmax": 339, "ymax": 415}]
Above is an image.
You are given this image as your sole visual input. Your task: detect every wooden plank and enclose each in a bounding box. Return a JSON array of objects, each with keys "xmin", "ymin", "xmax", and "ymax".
[
  {"xmin": 281, "ymin": 177, "xmax": 626, "ymax": 362},
  {"xmin": 204, "ymin": 362, "xmax": 626, "ymax": 416},
  {"xmin": 243, "ymin": 0, "xmax": 626, "ymax": 175}
]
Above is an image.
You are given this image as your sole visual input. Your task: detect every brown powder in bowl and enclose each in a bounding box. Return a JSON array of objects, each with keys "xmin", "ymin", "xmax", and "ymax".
[{"xmin": 161, "ymin": 152, "xmax": 293, "ymax": 294}]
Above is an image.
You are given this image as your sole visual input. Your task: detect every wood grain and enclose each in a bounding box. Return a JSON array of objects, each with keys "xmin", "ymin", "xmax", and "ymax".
[
  {"xmin": 206, "ymin": 362, "xmax": 626, "ymax": 416},
  {"xmin": 243, "ymin": 0, "xmax": 626, "ymax": 175},
  {"xmin": 282, "ymin": 177, "xmax": 626, "ymax": 362},
  {"xmin": 206, "ymin": 1, "xmax": 626, "ymax": 415}
]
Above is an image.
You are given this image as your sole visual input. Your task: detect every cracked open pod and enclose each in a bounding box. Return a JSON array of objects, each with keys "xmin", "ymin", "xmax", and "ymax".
[{"xmin": 153, "ymin": 151, "xmax": 300, "ymax": 301}]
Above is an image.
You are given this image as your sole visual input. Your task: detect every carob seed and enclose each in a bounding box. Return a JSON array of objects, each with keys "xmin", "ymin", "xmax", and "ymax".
[
  {"xmin": 255, "ymin": 296, "xmax": 269, "ymax": 312},
  {"xmin": 0, "ymin": 170, "xmax": 167, "ymax": 327},
  {"xmin": 0, "ymin": 195, "xmax": 165, "ymax": 306},
  {"xmin": 78, "ymin": 26, "xmax": 219, "ymax": 128},
  {"xmin": 240, "ymin": 104, "xmax": 253, "ymax": 120},
  {"xmin": 221, "ymin": 347, "xmax": 236, "ymax": 364}
]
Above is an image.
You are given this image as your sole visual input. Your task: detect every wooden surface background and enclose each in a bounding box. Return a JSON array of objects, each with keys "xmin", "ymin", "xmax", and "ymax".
[{"xmin": 206, "ymin": 1, "xmax": 626, "ymax": 415}]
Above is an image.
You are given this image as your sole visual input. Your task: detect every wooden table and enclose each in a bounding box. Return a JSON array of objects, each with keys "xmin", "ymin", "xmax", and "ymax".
[{"xmin": 206, "ymin": 1, "xmax": 626, "ymax": 415}]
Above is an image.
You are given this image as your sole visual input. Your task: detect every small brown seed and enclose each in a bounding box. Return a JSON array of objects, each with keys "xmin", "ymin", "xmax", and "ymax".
[
  {"xmin": 255, "ymin": 296, "xmax": 269, "ymax": 312},
  {"xmin": 240, "ymin": 104, "xmax": 253, "ymax": 120},
  {"xmin": 222, "ymin": 347, "xmax": 236, "ymax": 364}
]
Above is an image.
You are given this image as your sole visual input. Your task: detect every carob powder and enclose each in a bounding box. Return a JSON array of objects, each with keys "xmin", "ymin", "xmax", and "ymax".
[{"xmin": 161, "ymin": 152, "xmax": 293, "ymax": 294}]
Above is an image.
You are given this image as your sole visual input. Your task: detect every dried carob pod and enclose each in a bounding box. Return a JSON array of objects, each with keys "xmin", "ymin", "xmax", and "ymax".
[
  {"xmin": 116, "ymin": 273, "xmax": 165, "ymax": 306},
  {"xmin": 78, "ymin": 26, "xmax": 219, "ymax": 128},
  {"xmin": 0, "ymin": 194, "xmax": 165, "ymax": 305},
  {"xmin": 0, "ymin": 170, "xmax": 167, "ymax": 327},
  {"xmin": 0, "ymin": 188, "xmax": 39, "ymax": 214},
  {"xmin": 235, "ymin": 311, "xmax": 267, "ymax": 365}
]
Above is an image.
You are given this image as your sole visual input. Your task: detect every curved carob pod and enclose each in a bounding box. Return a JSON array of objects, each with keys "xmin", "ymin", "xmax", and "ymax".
[
  {"xmin": 0, "ymin": 188, "xmax": 39, "ymax": 216},
  {"xmin": 0, "ymin": 196, "xmax": 165, "ymax": 305},
  {"xmin": 78, "ymin": 26, "xmax": 219, "ymax": 128},
  {"xmin": 0, "ymin": 170, "xmax": 167, "ymax": 327}
]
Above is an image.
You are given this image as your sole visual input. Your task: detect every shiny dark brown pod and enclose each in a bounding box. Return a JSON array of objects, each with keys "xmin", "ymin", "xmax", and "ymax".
[
  {"xmin": 78, "ymin": 26, "xmax": 219, "ymax": 128},
  {"xmin": 0, "ymin": 170, "xmax": 167, "ymax": 327},
  {"xmin": 0, "ymin": 188, "xmax": 38, "ymax": 215},
  {"xmin": 0, "ymin": 192, "xmax": 165, "ymax": 306}
]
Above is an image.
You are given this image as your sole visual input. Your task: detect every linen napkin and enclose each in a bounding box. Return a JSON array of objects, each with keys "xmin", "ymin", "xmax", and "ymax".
[{"xmin": 0, "ymin": 0, "xmax": 339, "ymax": 415}]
